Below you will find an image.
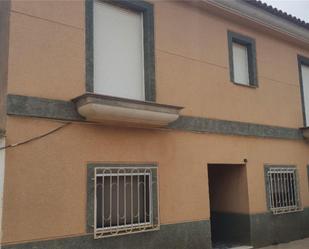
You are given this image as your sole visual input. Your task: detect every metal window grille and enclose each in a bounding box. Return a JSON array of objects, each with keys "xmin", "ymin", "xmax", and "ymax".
[
  {"xmin": 266, "ymin": 167, "xmax": 302, "ymax": 214},
  {"xmin": 94, "ymin": 167, "xmax": 159, "ymax": 239}
]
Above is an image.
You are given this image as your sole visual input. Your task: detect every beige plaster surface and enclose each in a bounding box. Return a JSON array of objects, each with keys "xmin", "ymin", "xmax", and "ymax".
[
  {"xmin": 2, "ymin": 117, "xmax": 309, "ymax": 244},
  {"xmin": 6, "ymin": 0, "xmax": 309, "ymax": 127}
]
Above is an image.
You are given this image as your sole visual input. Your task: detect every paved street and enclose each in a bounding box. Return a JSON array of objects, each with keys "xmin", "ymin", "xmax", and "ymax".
[{"xmin": 259, "ymin": 238, "xmax": 309, "ymax": 249}]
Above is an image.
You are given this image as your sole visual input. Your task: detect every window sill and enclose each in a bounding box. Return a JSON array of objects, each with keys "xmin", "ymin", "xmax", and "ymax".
[
  {"xmin": 231, "ymin": 81, "xmax": 258, "ymax": 89},
  {"xmin": 72, "ymin": 93, "xmax": 183, "ymax": 127}
]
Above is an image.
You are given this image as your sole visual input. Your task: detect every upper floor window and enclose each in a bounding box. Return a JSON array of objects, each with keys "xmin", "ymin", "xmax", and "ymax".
[
  {"xmin": 86, "ymin": 0, "xmax": 155, "ymax": 101},
  {"xmin": 227, "ymin": 31, "xmax": 258, "ymax": 87},
  {"xmin": 265, "ymin": 166, "xmax": 301, "ymax": 215},
  {"xmin": 298, "ymin": 55, "xmax": 309, "ymax": 127}
]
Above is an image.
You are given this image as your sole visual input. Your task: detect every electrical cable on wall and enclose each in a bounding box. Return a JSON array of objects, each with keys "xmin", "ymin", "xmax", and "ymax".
[{"xmin": 0, "ymin": 122, "xmax": 71, "ymax": 150}]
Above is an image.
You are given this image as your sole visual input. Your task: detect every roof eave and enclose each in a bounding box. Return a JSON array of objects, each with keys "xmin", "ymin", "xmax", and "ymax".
[{"xmin": 195, "ymin": 0, "xmax": 309, "ymax": 46}]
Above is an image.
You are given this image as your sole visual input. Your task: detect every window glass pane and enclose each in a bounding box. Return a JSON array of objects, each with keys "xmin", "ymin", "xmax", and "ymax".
[
  {"xmin": 94, "ymin": 1, "xmax": 145, "ymax": 100},
  {"xmin": 301, "ymin": 64, "xmax": 309, "ymax": 126},
  {"xmin": 232, "ymin": 42, "xmax": 250, "ymax": 85}
]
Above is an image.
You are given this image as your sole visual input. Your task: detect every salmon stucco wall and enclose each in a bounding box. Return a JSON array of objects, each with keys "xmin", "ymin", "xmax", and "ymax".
[
  {"xmin": 2, "ymin": 116, "xmax": 309, "ymax": 244},
  {"xmin": 6, "ymin": 0, "xmax": 309, "ymax": 128},
  {"xmin": 3, "ymin": 0, "xmax": 309, "ymax": 246}
]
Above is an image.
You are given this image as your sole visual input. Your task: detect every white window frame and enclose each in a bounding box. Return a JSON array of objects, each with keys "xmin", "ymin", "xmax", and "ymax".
[
  {"xmin": 266, "ymin": 167, "xmax": 302, "ymax": 215},
  {"xmin": 94, "ymin": 166, "xmax": 159, "ymax": 239}
]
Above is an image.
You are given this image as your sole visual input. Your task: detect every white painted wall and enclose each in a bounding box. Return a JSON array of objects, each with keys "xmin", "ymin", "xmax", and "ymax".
[
  {"xmin": 0, "ymin": 138, "xmax": 5, "ymax": 248},
  {"xmin": 301, "ymin": 64, "xmax": 309, "ymax": 126},
  {"xmin": 93, "ymin": 1, "xmax": 145, "ymax": 100},
  {"xmin": 232, "ymin": 42, "xmax": 250, "ymax": 85}
]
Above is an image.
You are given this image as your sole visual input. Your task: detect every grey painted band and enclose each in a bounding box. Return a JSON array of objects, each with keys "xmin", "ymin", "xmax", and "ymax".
[
  {"xmin": 250, "ymin": 208, "xmax": 309, "ymax": 247},
  {"xmin": 3, "ymin": 209, "xmax": 309, "ymax": 249},
  {"xmin": 209, "ymin": 208, "xmax": 309, "ymax": 248},
  {"xmin": 7, "ymin": 94, "xmax": 84, "ymax": 121},
  {"xmin": 85, "ymin": 0, "xmax": 156, "ymax": 101},
  {"xmin": 169, "ymin": 115, "xmax": 302, "ymax": 140},
  {"xmin": 2, "ymin": 220, "xmax": 211, "ymax": 249},
  {"xmin": 7, "ymin": 94, "xmax": 303, "ymax": 140}
]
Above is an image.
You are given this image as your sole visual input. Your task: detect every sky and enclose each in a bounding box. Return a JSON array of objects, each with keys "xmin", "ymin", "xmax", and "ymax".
[{"xmin": 261, "ymin": 0, "xmax": 309, "ymax": 22}]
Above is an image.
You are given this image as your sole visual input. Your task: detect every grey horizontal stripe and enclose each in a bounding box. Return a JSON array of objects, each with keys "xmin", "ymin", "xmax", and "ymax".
[
  {"xmin": 7, "ymin": 94, "xmax": 84, "ymax": 121},
  {"xmin": 2, "ymin": 220, "xmax": 211, "ymax": 249},
  {"xmin": 7, "ymin": 94, "xmax": 303, "ymax": 140},
  {"xmin": 169, "ymin": 116, "xmax": 303, "ymax": 140}
]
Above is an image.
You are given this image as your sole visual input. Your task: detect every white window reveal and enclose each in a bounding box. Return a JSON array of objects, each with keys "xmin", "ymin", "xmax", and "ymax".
[
  {"xmin": 232, "ymin": 42, "xmax": 250, "ymax": 85},
  {"xmin": 266, "ymin": 167, "xmax": 301, "ymax": 215},
  {"xmin": 301, "ymin": 64, "xmax": 309, "ymax": 126},
  {"xmin": 94, "ymin": 167, "xmax": 159, "ymax": 239},
  {"xmin": 94, "ymin": 1, "xmax": 145, "ymax": 100}
]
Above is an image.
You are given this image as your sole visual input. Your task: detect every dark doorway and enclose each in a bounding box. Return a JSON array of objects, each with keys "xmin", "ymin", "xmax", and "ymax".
[{"xmin": 208, "ymin": 164, "xmax": 252, "ymax": 249}]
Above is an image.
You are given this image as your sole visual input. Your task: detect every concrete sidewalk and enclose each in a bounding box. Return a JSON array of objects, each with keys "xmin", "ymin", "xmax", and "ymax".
[{"xmin": 259, "ymin": 238, "xmax": 309, "ymax": 249}]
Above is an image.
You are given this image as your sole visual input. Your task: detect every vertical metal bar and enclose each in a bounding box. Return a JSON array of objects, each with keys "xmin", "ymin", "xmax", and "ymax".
[
  {"xmin": 286, "ymin": 171, "xmax": 291, "ymax": 207},
  {"xmin": 278, "ymin": 170, "xmax": 284, "ymax": 208},
  {"xmin": 272, "ymin": 172, "xmax": 277, "ymax": 209},
  {"xmin": 278, "ymin": 172, "xmax": 282, "ymax": 208},
  {"xmin": 110, "ymin": 174, "xmax": 112, "ymax": 229},
  {"xmin": 268, "ymin": 172, "xmax": 274, "ymax": 210},
  {"xmin": 292, "ymin": 170, "xmax": 299, "ymax": 208},
  {"xmin": 117, "ymin": 172, "xmax": 119, "ymax": 229},
  {"xmin": 149, "ymin": 172, "xmax": 153, "ymax": 225},
  {"xmin": 283, "ymin": 171, "xmax": 288, "ymax": 208},
  {"xmin": 94, "ymin": 169, "xmax": 97, "ymax": 237},
  {"xmin": 291, "ymin": 171, "xmax": 294, "ymax": 207},
  {"xmin": 137, "ymin": 173, "xmax": 140, "ymax": 226},
  {"xmin": 102, "ymin": 175, "xmax": 104, "ymax": 229},
  {"xmin": 290, "ymin": 171, "xmax": 296, "ymax": 207},
  {"xmin": 279, "ymin": 171, "xmax": 283, "ymax": 208},
  {"xmin": 131, "ymin": 172, "xmax": 133, "ymax": 228},
  {"xmin": 144, "ymin": 173, "xmax": 146, "ymax": 224},
  {"xmin": 124, "ymin": 174, "xmax": 126, "ymax": 226}
]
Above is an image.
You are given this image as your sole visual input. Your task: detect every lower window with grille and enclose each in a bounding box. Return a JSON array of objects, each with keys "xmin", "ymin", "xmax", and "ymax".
[
  {"xmin": 265, "ymin": 166, "xmax": 302, "ymax": 214},
  {"xmin": 93, "ymin": 165, "xmax": 159, "ymax": 239}
]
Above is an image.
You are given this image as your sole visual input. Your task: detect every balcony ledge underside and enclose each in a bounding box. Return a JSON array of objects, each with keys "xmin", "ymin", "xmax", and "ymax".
[{"xmin": 72, "ymin": 93, "xmax": 183, "ymax": 127}]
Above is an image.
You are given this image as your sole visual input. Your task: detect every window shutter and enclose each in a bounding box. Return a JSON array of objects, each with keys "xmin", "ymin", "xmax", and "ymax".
[
  {"xmin": 301, "ymin": 64, "xmax": 309, "ymax": 126},
  {"xmin": 93, "ymin": 1, "xmax": 145, "ymax": 100},
  {"xmin": 232, "ymin": 42, "xmax": 250, "ymax": 85}
]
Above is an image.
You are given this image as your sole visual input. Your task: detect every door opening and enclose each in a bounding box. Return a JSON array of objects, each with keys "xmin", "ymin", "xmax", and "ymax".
[{"xmin": 208, "ymin": 164, "xmax": 252, "ymax": 249}]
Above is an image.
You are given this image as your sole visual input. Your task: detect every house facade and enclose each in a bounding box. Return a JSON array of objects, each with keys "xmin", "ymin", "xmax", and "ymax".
[{"xmin": 0, "ymin": 0, "xmax": 309, "ymax": 248}]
